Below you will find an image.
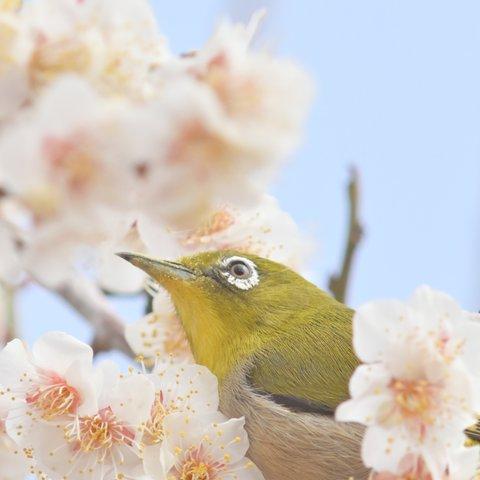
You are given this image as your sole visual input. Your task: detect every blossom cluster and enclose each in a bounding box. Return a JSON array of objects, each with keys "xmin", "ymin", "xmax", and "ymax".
[
  {"xmin": 0, "ymin": 331, "xmax": 264, "ymax": 480},
  {"xmin": 0, "ymin": 0, "xmax": 313, "ymax": 291},
  {"xmin": 336, "ymin": 286, "xmax": 480, "ymax": 480}
]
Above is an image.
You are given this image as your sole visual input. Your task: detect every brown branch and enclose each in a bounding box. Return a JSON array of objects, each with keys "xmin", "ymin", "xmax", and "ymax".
[
  {"xmin": 329, "ymin": 167, "xmax": 364, "ymax": 304},
  {"xmin": 53, "ymin": 276, "xmax": 134, "ymax": 357}
]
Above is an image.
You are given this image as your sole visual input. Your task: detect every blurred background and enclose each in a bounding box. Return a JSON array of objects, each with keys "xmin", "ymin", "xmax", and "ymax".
[{"xmin": 20, "ymin": 0, "xmax": 480, "ymax": 360}]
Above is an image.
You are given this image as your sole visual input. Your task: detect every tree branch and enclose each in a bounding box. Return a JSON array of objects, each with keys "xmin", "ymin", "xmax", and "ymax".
[
  {"xmin": 54, "ymin": 276, "xmax": 134, "ymax": 357},
  {"xmin": 329, "ymin": 167, "xmax": 364, "ymax": 304},
  {"xmin": 1, "ymin": 284, "xmax": 17, "ymax": 345}
]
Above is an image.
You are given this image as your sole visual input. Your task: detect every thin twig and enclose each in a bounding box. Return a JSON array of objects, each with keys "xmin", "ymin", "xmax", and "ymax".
[
  {"xmin": 54, "ymin": 276, "xmax": 134, "ymax": 357},
  {"xmin": 329, "ymin": 167, "xmax": 364, "ymax": 303}
]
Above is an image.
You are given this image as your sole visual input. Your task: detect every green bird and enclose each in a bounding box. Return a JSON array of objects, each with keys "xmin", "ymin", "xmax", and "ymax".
[{"xmin": 118, "ymin": 250, "xmax": 368, "ymax": 480}]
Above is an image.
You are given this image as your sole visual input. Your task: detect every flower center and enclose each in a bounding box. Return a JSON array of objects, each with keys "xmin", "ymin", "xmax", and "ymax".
[
  {"xmin": 174, "ymin": 447, "xmax": 224, "ymax": 480},
  {"xmin": 43, "ymin": 135, "xmax": 98, "ymax": 193},
  {"xmin": 30, "ymin": 37, "xmax": 92, "ymax": 89},
  {"xmin": 26, "ymin": 375, "xmax": 80, "ymax": 419},
  {"xmin": 65, "ymin": 407, "xmax": 134, "ymax": 460},
  {"xmin": 143, "ymin": 391, "xmax": 177, "ymax": 446},
  {"xmin": 182, "ymin": 210, "xmax": 235, "ymax": 246},
  {"xmin": 391, "ymin": 379, "xmax": 438, "ymax": 424},
  {"xmin": 180, "ymin": 460, "xmax": 211, "ymax": 480}
]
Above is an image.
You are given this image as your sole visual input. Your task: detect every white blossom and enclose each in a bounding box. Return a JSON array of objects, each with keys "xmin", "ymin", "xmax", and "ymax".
[
  {"xmin": 28, "ymin": 364, "xmax": 155, "ymax": 480},
  {"xmin": 146, "ymin": 411, "xmax": 264, "ymax": 480},
  {"xmin": 336, "ymin": 286, "xmax": 480, "ymax": 479},
  {"xmin": 0, "ymin": 330, "xmax": 97, "ymax": 472},
  {"xmin": 182, "ymin": 10, "xmax": 313, "ymax": 165}
]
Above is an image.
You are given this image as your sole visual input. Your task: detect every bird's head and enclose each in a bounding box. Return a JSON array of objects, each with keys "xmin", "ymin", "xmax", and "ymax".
[{"xmin": 118, "ymin": 250, "xmax": 333, "ymax": 380}]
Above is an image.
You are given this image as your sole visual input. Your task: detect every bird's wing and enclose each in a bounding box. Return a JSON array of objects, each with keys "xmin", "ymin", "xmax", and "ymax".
[
  {"xmin": 248, "ymin": 307, "xmax": 358, "ymax": 413},
  {"xmin": 465, "ymin": 419, "xmax": 480, "ymax": 446}
]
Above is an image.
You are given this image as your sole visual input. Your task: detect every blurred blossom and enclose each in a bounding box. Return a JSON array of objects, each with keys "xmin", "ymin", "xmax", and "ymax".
[
  {"xmin": 0, "ymin": 0, "xmax": 313, "ymax": 290},
  {"xmin": 177, "ymin": 195, "xmax": 313, "ymax": 270},
  {"xmin": 20, "ymin": 0, "xmax": 169, "ymax": 100},
  {"xmin": 336, "ymin": 286, "xmax": 480, "ymax": 479},
  {"xmin": 369, "ymin": 449, "xmax": 479, "ymax": 480}
]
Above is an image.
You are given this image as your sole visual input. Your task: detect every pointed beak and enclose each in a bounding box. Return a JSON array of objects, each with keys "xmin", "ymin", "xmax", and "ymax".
[{"xmin": 116, "ymin": 252, "xmax": 196, "ymax": 283}]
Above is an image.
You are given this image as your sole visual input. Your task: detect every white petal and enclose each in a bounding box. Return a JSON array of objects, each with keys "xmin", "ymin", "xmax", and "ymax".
[
  {"xmin": 150, "ymin": 362, "xmax": 219, "ymax": 413},
  {"xmin": 0, "ymin": 339, "xmax": 33, "ymax": 388},
  {"xmin": 349, "ymin": 364, "xmax": 391, "ymax": 398},
  {"xmin": 448, "ymin": 446, "xmax": 479, "ymax": 480},
  {"xmin": 63, "ymin": 359, "xmax": 97, "ymax": 416},
  {"xmin": 353, "ymin": 300, "xmax": 408, "ymax": 363},
  {"xmin": 205, "ymin": 417, "xmax": 250, "ymax": 464},
  {"xmin": 362, "ymin": 425, "xmax": 410, "ymax": 473},
  {"xmin": 32, "ymin": 331, "xmax": 93, "ymax": 376},
  {"xmin": 335, "ymin": 391, "xmax": 391, "ymax": 426},
  {"xmin": 108, "ymin": 373, "xmax": 155, "ymax": 427}
]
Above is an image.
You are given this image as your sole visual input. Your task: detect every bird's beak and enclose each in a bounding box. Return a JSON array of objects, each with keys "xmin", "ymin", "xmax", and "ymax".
[{"xmin": 116, "ymin": 252, "xmax": 196, "ymax": 284}]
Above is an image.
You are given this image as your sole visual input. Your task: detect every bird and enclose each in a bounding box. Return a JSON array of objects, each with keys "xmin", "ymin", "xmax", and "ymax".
[{"xmin": 118, "ymin": 250, "xmax": 369, "ymax": 480}]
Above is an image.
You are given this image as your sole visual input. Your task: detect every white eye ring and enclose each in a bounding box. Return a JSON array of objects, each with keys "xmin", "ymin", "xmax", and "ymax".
[{"xmin": 220, "ymin": 256, "xmax": 259, "ymax": 290}]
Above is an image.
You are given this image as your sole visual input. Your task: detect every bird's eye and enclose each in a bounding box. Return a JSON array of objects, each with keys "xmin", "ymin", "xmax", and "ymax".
[
  {"xmin": 220, "ymin": 256, "xmax": 259, "ymax": 290},
  {"xmin": 229, "ymin": 261, "xmax": 251, "ymax": 279}
]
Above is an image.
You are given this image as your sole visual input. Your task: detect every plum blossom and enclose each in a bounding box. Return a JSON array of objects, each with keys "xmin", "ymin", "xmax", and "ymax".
[
  {"xmin": 145, "ymin": 412, "xmax": 264, "ymax": 480},
  {"xmin": 0, "ymin": 77, "xmax": 152, "ymax": 285},
  {"xmin": 182, "ymin": 10, "xmax": 313, "ymax": 164},
  {"xmin": 0, "ymin": 331, "xmax": 97, "ymax": 447},
  {"xmin": 28, "ymin": 364, "xmax": 155, "ymax": 480},
  {"xmin": 336, "ymin": 286, "xmax": 480, "ymax": 479}
]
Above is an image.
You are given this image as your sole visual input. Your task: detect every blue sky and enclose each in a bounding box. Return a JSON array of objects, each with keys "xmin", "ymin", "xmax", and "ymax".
[{"xmin": 20, "ymin": 0, "xmax": 480, "ymax": 359}]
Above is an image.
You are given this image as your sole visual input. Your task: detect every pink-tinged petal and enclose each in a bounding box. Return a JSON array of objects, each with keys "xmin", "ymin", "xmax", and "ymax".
[
  {"xmin": 32, "ymin": 331, "xmax": 92, "ymax": 376},
  {"xmin": 362, "ymin": 426, "xmax": 410, "ymax": 473},
  {"xmin": 108, "ymin": 374, "xmax": 155, "ymax": 427},
  {"xmin": 353, "ymin": 300, "xmax": 408, "ymax": 363},
  {"xmin": 63, "ymin": 359, "xmax": 97, "ymax": 416}
]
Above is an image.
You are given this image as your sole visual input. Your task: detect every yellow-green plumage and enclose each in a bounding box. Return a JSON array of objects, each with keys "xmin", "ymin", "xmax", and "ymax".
[{"xmin": 119, "ymin": 250, "xmax": 368, "ymax": 480}]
